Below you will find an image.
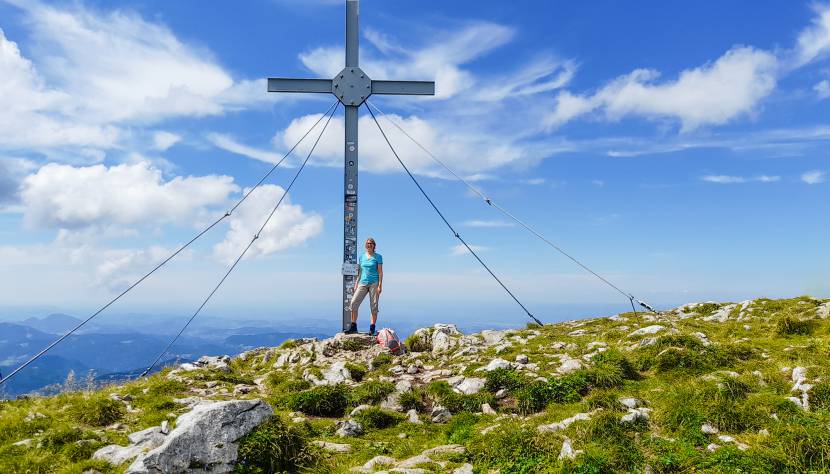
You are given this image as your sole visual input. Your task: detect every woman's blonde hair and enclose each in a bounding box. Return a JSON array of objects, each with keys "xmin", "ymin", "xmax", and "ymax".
[{"xmin": 365, "ymin": 237, "xmax": 376, "ymax": 247}]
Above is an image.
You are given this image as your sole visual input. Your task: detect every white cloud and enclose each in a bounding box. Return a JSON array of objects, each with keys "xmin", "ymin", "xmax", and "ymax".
[
  {"xmin": 208, "ymin": 133, "xmax": 285, "ymax": 164},
  {"xmin": 0, "ymin": 2, "xmax": 274, "ymax": 151},
  {"xmin": 450, "ymin": 244, "xmax": 488, "ymax": 256},
  {"xmin": 816, "ymin": 79, "xmax": 830, "ymax": 99},
  {"xmin": 546, "ymin": 47, "xmax": 778, "ymax": 131},
  {"xmin": 801, "ymin": 169, "xmax": 826, "ymax": 184},
  {"xmin": 701, "ymin": 174, "xmax": 781, "ymax": 184},
  {"xmin": 461, "ymin": 220, "xmax": 515, "ymax": 228},
  {"xmin": 473, "ymin": 57, "xmax": 576, "ymax": 102},
  {"xmin": 93, "ymin": 245, "xmax": 176, "ymax": 292},
  {"xmin": 213, "ymin": 185, "xmax": 323, "ymax": 264},
  {"xmin": 272, "ymin": 112, "xmax": 544, "ymax": 176},
  {"xmin": 19, "ymin": 162, "xmax": 238, "ymax": 229},
  {"xmin": 302, "ymin": 22, "xmax": 515, "ymax": 99},
  {"xmin": 591, "ymin": 179, "xmax": 605, "ymax": 187},
  {"xmin": 152, "ymin": 132, "xmax": 182, "ymax": 151},
  {"xmin": 794, "ymin": 3, "xmax": 830, "ymax": 67},
  {"xmin": 702, "ymin": 175, "xmax": 746, "ymax": 184}
]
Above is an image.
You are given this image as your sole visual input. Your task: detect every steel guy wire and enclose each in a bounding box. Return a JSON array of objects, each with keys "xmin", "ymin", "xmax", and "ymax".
[
  {"xmin": 366, "ymin": 100, "xmax": 656, "ymax": 314},
  {"xmin": 0, "ymin": 100, "xmax": 339, "ymax": 387},
  {"xmin": 140, "ymin": 103, "xmax": 340, "ymax": 377},
  {"xmin": 366, "ymin": 104, "xmax": 542, "ymax": 326}
]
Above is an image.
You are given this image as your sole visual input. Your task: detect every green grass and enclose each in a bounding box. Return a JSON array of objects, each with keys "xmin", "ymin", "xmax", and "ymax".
[
  {"xmin": 351, "ymin": 381, "xmax": 395, "ymax": 406},
  {"xmin": 233, "ymin": 416, "xmax": 320, "ymax": 473},
  {"xmin": 353, "ymin": 407, "xmax": 404, "ymax": 429},
  {"xmin": 289, "ymin": 385, "xmax": 351, "ymax": 418}
]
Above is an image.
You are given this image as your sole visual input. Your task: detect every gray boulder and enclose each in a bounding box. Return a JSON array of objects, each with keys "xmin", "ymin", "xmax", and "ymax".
[
  {"xmin": 126, "ymin": 399, "xmax": 273, "ymax": 474},
  {"xmin": 94, "ymin": 427, "xmax": 166, "ymax": 466}
]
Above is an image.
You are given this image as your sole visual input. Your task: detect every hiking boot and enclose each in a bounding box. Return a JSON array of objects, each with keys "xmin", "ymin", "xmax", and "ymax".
[
  {"xmin": 369, "ymin": 324, "xmax": 376, "ymax": 336},
  {"xmin": 345, "ymin": 322, "xmax": 357, "ymax": 334}
]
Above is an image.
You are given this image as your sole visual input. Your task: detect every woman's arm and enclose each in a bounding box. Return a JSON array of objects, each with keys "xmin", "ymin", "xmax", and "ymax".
[{"xmin": 377, "ymin": 264, "xmax": 383, "ymax": 295}]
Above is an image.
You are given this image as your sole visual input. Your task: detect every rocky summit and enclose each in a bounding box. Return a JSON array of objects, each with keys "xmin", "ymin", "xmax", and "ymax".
[{"xmin": 2, "ymin": 296, "xmax": 830, "ymax": 473}]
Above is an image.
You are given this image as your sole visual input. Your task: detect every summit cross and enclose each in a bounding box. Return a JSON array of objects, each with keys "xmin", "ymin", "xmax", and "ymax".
[{"xmin": 267, "ymin": 0, "xmax": 435, "ymax": 332}]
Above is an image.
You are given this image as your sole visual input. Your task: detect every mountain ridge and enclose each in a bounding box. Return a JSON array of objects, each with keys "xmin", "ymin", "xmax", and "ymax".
[{"xmin": 2, "ymin": 296, "xmax": 829, "ymax": 473}]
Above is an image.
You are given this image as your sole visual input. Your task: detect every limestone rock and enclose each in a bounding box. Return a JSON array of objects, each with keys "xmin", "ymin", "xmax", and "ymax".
[
  {"xmin": 454, "ymin": 377, "xmax": 485, "ymax": 395},
  {"xmin": 621, "ymin": 407, "xmax": 652, "ymax": 424},
  {"xmin": 476, "ymin": 358, "xmax": 513, "ymax": 372},
  {"xmin": 627, "ymin": 325, "xmax": 665, "ymax": 337},
  {"xmin": 193, "ymin": 355, "xmax": 231, "ymax": 372},
  {"xmin": 94, "ymin": 427, "xmax": 166, "ymax": 466},
  {"xmin": 407, "ymin": 409, "xmax": 422, "ymax": 424},
  {"xmin": 431, "ymin": 406, "xmax": 452, "ymax": 423},
  {"xmin": 701, "ymin": 423, "xmax": 719, "ymax": 434},
  {"xmin": 538, "ymin": 411, "xmax": 594, "ymax": 432},
  {"xmin": 126, "ymin": 399, "xmax": 272, "ymax": 474},
  {"xmin": 557, "ymin": 358, "xmax": 584, "ymax": 374},
  {"xmin": 618, "ymin": 397, "xmax": 639, "ymax": 409},
  {"xmin": 323, "ymin": 361, "xmax": 352, "ymax": 384},
  {"xmin": 336, "ymin": 420, "xmax": 364, "ymax": 437},
  {"xmin": 558, "ymin": 437, "xmax": 583, "ymax": 460},
  {"xmin": 453, "ymin": 464, "xmax": 474, "ymax": 474},
  {"xmin": 313, "ymin": 441, "xmax": 352, "ymax": 453},
  {"xmin": 480, "ymin": 330, "xmax": 508, "ymax": 345}
]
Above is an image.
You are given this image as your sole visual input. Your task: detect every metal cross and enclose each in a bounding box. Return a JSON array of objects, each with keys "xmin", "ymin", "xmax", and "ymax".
[{"xmin": 268, "ymin": 0, "xmax": 435, "ymax": 332}]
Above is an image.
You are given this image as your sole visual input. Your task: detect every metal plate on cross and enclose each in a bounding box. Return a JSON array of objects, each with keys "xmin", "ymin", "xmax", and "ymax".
[{"xmin": 342, "ymin": 263, "xmax": 359, "ymax": 276}]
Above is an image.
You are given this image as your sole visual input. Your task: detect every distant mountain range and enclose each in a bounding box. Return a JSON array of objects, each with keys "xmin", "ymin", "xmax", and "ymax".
[{"xmin": 0, "ymin": 314, "xmax": 329, "ymax": 397}]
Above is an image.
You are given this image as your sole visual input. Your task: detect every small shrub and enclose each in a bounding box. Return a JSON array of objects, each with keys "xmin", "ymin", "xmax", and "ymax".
[
  {"xmin": 444, "ymin": 412, "xmax": 478, "ymax": 444},
  {"xmin": 586, "ymin": 362, "xmax": 625, "ymax": 388},
  {"xmin": 70, "ymin": 394, "xmax": 124, "ymax": 426},
  {"xmin": 352, "ymin": 381, "xmax": 395, "ymax": 405},
  {"xmin": 353, "ymin": 407, "xmax": 404, "ymax": 429},
  {"xmin": 234, "ymin": 416, "xmax": 319, "ymax": 473},
  {"xmin": 398, "ymin": 389, "xmax": 426, "ymax": 412},
  {"xmin": 716, "ymin": 376, "xmax": 754, "ymax": 401},
  {"xmin": 776, "ymin": 316, "xmax": 814, "ymax": 336},
  {"xmin": 586, "ymin": 390, "xmax": 624, "ymax": 411},
  {"xmin": 289, "ymin": 384, "xmax": 350, "ymax": 417},
  {"xmin": 41, "ymin": 426, "xmax": 86, "ymax": 451},
  {"xmin": 468, "ymin": 422, "xmax": 556, "ymax": 472},
  {"xmin": 342, "ymin": 338, "xmax": 366, "ymax": 352},
  {"xmin": 654, "ymin": 347, "xmax": 703, "ymax": 373},
  {"xmin": 404, "ymin": 333, "xmax": 432, "ymax": 352},
  {"xmin": 279, "ymin": 339, "xmax": 298, "ymax": 350},
  {"xmin": 372, "ymin": 352, "xmax": 394, "ymax": 369},
  {"xmin": 515, "ymin": 374, "xmax": 588, "ymax": 415},
  {"xmin": 811, "ymin": 382, "xmax": 830, "ymax": 411},
  {"xmin": 344, "ymin": 363, "xmax": 367, "ymax": 382},
  {"xmin": 484, "ymin": 368, "xmax": 527, "ymax": 393}
]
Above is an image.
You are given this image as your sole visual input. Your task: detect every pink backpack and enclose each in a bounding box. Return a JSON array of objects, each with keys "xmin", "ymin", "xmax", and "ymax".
[{"xmin": 376, "ymin": 328, "xmax": 402, "ymax": 354}]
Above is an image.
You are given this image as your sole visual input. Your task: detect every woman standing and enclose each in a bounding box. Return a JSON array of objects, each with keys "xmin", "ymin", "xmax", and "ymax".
[{"xmin": 347, "ymin": 237, "xmax": 383, "ymax": 335}]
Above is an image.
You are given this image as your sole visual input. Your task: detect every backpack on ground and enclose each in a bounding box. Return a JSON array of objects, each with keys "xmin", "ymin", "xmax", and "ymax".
[{"xmin": 376, "ymin": 328, "xmax": 402, "ymax": 354}]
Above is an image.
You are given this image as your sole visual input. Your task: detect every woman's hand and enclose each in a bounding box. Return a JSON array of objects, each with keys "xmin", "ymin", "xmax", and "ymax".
[{"xmin": 377, "ymin": 286, "xmax": 382, "ymax": 296}]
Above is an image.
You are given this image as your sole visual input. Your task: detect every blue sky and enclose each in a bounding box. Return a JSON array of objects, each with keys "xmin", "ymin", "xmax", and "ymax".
[{"xmin": 0, "ymin": 0, "xmax": 828, "ymax": 328}]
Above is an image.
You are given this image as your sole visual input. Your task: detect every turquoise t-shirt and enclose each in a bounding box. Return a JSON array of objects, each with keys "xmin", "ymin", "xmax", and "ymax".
[{"xmin": 359, "ymin": 252, "xmax": 383, "ymax": 285}]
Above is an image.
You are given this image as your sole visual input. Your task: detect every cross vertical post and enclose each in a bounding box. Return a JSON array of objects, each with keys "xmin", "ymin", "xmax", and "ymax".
[
  {"xmin": 267, "ymin": 0, "xmax": 435, "ymax": 333},
  {"xmin": 342, "ymin": 0, "xmax": 360, "ymax": 332}
]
